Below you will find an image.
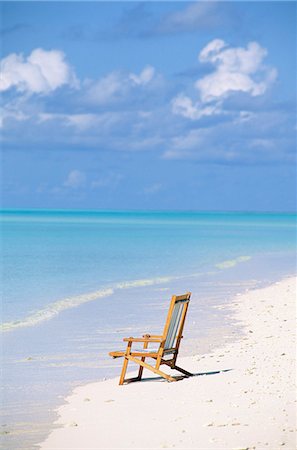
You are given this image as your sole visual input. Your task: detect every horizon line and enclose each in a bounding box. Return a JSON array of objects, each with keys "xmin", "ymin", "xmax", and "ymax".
[{"xmin": 0, "ymin": 207, "xmax": 296, "ymax": 215}]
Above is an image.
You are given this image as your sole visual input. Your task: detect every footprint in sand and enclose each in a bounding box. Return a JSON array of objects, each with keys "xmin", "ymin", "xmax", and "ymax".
[{"xmin": 69, "ymin": 422, "xmax": 78, "ymax": 427}]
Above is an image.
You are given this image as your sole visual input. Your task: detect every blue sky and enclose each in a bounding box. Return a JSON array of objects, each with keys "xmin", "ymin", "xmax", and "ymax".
[{"xmin": 1, "ymin": 1, "xmax": 296, "ymax": 211}]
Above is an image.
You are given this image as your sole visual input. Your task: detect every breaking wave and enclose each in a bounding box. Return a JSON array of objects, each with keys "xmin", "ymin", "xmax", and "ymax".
[
  {"xmin": 1, "ymin": 257, "xmax": 250, "ymax": 332},
  {"xmin": 1, "ymin": 288, "xmax": 114, "ymax": 332},
  {"xmin": 1, "ymin": 274, "xmax": 188, "ymax": 332},
  {"xmin": 215, "ymin": 255, "xmax": 251, "ymax": 270}
]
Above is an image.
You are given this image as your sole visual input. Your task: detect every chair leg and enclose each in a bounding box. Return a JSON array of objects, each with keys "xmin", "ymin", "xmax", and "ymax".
[
  {"xmin": 119, "ymin": 357, "xmax": 129, "ymax": 385},
  {"xmin": 137, "ymin": 357, "xmax": 145, "ymax": 380},
  {"xmin": 128, "ymin": 355, "xmax": 177, "ymax": 382},
  {"xmin": 155, "ymin": 355, "xmax": 162, "ymax": 370}
]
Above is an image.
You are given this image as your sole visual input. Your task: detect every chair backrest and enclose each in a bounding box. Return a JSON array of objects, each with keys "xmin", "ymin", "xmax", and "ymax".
[{"xmin": 162, "ymin": 293, "xmax": 191, "ymax": 352}]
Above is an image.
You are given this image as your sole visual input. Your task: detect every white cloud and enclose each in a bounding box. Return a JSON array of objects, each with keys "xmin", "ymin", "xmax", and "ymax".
[
  {"xmin": 63, "ymin": 114, "xmax": 100, "ymax": 130},
  {"xmin": 199, "ymin": 39, "xmax": 227, "ymax": 62},
  {"xmin": 84, "ymin": 72, "xmax": 124, "ymax": 104},
  {"xmin": 85, "ymin": 66, "xmax": 156, "ymax": 105},
  {"xmin": 172, "ymin": 39, "xmax": 277, "ymax": 121},
  {"xmin": 172, "ymin": 94, "xmax": 221, "ymax": 120},
  {"xmin": 249, "ymin": 138, "xmax": 276, "ymax": 150},
  {"xmin": 129, "ymin": 65, "xmax": 155, "ymax": 85},
  {"xmin": 38, "ymin": 112, "xmax": 119, "ymax": 131},
  {"xmin": 144, "ymin": 182, "xmax": 163, "ymax": 194},
  {"xmin": 164, "ymin": 129, "xmax": 207, "ymax": 160},
  {"xmin": 164, "ymin": 108, "xmax": 295, "ymax": 163},
  {"xmin": 91, "ymin": 173, "xmax": 123, "ymax": 189},
  {"xmin": 64, "ymin": 170, "xmax": 86, "ymax": 189},
  {"xmin": 164, "ymin": 125, "xmax": 256, "ymax": 162},
  {"xmin": 196, "ymin": 40, "xmax": 277, "ymax": 103},
  {"xmin": 235, "ymin": 111, "xmax": 256, "ymax": 124},
  {"xmin": 0, "ymin": 106, "xmax": 28, "ymax": 128},
  {"xmin": 138, "ymin": 110, "xmax": 152, "ymax": 119},
  {"xmin": 0, "ymin": 48, "xmax": 78, "ymax": 94},
  {"xmin": 158, "ymin": 2, "xmax": 219, "ymax": 34}
]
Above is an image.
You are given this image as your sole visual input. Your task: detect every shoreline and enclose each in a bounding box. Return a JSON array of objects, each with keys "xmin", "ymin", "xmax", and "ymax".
[
  {"xmin": 39, "ymin": 275, "xmax": 296, "ymax": 450},
  {"xmin": 3, "ymin": 268, "xmax": 293, "ymax": 450}
]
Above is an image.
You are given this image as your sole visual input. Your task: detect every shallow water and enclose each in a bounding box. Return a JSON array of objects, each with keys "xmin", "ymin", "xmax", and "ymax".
[{"xmin": 1, "ymin": 210, "xmax": 296, "ymax": 449}]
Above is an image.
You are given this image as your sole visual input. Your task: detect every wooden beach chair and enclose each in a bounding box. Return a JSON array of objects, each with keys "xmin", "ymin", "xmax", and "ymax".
[{"xmin": 109, "ymin": 292, "xmax": 192, "ymax": 385}]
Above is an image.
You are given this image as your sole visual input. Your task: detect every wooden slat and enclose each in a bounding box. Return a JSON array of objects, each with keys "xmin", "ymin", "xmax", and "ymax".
[
  {"xmin": 109, "ymin": 351, "xmax": 125, "ymax": 358},
  {"xmin": 163, "ymin": 348, "xmax": 176, "ymax": 354},
  {"xmin": 119, "ymin": 340, "xmax": 132, "ymax": 385},
  {"xmin": 175, "ymin": 292, "xmax": 191, "ymax": 301},
  {"xmin": 123, "ymin": 337, "xmax": 163, "ymax": 343},
  {"xmin": 143, "ymin": 334, "xmax": 163, "ymax": 338},
  {"xmin": 138, "ymin": 333, "xmax": 149, "ymax": 380},
  {"xmin": 127, "ymin": 355, "xmax": 177, "ymax": 382},
  {"xmin": 109, "ymin": 350, "xmax": 159, "ymax": 357},
  {"xmin": 131, "ymin": 351, "xmax": 158, "ymax": 357}
]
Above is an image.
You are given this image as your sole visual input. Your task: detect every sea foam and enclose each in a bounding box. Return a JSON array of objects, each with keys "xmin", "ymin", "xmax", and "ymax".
[
  {"xmin": 215, "ymin": 255, "xmax": 251, "ymax": 270},
  {"xmin": 1, "ymin": 276, "xmax": 181, "ymax": 332},
  {"xmin": 1, "ymin": 259, "xmax": 249, "ymax": 332},
  {"xmin": 1, "ymin": 288, "xmax": 114, "ymax": 332},
  {"xmin": 1, "ymin": 271, "xmax": 204, "ymax": 332}
]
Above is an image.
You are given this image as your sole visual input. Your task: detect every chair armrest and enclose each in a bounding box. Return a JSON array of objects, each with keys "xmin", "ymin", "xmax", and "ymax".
[
  {"xmin": 123, "ymin": 336, "xmax": 163, "ymax": 343},
  {"xmin": 143, "ymin": 334, "xmax": 163, "ymax": 338}
]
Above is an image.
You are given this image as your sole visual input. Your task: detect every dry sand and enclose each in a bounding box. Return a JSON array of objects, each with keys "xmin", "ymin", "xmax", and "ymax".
[{"xmin": 40, "ymin": 276, "xmax": 296, "ymax": 449}]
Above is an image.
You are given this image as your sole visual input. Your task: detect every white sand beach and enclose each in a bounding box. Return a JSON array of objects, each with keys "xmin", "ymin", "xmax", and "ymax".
[{"xmin": 40, "ymin": 276, "xmax": 296, "ymax": 450}]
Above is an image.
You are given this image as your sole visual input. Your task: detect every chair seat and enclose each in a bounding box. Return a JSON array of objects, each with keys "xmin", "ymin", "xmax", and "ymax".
[
  {"xmin": 132, "ymin": 348, "xmax": 174, "ymax": 355},
  {"xmin": 132, "ymin": 347, "xmax": 160, "ymax": 353},
  {"xmin": 112, "ymin": 347, "xmax": 160, "ymax": 354},
  {"xmin": 109, "ymin": 348, "xmax": 158, "ymax": 358},
  {"xmin": 109, "ymin": 347, "xmax": 175, "ymax": 358}
]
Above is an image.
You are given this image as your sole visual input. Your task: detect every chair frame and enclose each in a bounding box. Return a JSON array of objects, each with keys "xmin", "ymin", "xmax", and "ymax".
[{"xmin": 109, "ymin": 292, "xmax": 193, "ymax": 385}]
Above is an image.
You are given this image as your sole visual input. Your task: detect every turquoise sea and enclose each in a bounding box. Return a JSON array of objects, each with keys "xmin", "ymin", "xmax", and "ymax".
[{"xmin": 1, "ymin": 209, "xmax": 296, "ymax": 449}]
